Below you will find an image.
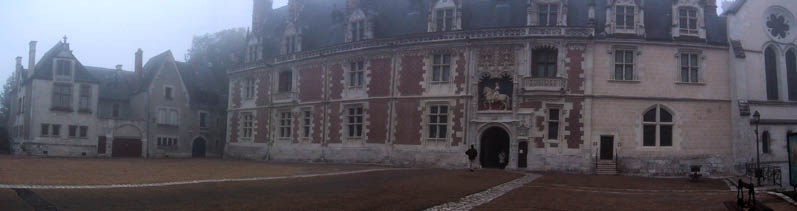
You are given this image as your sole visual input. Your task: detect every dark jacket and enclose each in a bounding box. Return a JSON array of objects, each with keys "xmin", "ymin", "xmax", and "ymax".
[{"xmin": 466, "ymin": 148, "xmax": 478, "ymax": 160}]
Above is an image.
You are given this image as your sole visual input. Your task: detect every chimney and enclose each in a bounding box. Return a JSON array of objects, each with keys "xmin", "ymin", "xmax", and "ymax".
[
  {"xmin": 135, "ymin": 49, "xmax": 143, "ymax": 82},
  {"xmin": 28, "ymin": 41, "xmax": 36, "ymax": 74},
  {"xmin": 705, "ymin": 0, "xmax": 717, "ymax": 16},
  {"xmin": 15, "ymin": 56, "xmax": 22, "ymax": 71},
  {"xmin": 116, "ymin": 64, "xmax": 123, "ymax": 70},
  {"xmin": 252, "ymin": 0, "xmax": 273, "ymax": 32}
]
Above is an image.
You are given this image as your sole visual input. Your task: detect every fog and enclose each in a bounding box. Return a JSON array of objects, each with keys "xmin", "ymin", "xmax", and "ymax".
[{"xmin": 0, "ymin": 0, "xmax": 288, "ymax": 82}]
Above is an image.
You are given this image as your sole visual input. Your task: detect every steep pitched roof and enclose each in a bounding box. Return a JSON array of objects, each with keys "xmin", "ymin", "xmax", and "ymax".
[
  {"xmin": 721, "ymin": 0, "xmax": 746, "ymax": 15},
  {"xmin": 84, "ymin": 66, "xmax": 137, "ymax": 101},
  {"xmin": 28, "ymin": 42, "xmax": 98, "ymax": 83},
  {"xmin": 176, "ymin": 62, "xmax": 223, "ymax": 106},
  {"xmin": 136, "ymin": 51, "xmax": 172, "ymax": 93}
]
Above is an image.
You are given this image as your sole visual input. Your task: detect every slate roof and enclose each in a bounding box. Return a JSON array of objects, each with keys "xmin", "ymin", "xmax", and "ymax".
[
  {"xmin": 721, "ymin": 0, "xmax": 747, "ymax": 15},
  {"xmin": 176, "ymin": 62, "xmax": 223, "ymax": 106},
  {"xmin": 254, "ymin": 0, "xmax": 728, "ymax": 59},
  {"xmin": 136, "ymin": 51, "xmax": 172, "ymax": 93},
  {"xmin": 84, "ymin": 66, "xmax": 137, "ymax": 101},
  {"xmin": 28, "ymin": 42, "xmax": 98, "ymax": 83}
]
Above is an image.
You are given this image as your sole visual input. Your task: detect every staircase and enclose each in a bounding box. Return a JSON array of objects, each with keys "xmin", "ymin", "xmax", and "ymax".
[{"xmin": 596, "ymin": 160, "xmax": 617, "ymax": 175}]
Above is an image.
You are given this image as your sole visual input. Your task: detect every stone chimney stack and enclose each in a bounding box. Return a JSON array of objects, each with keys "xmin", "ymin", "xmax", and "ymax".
[
  {"xmin": 116, "ymin": 65, "xmax": 123, "ymax": 70},
  {"xmin": 135, "ymin": 49, "xmax": 143, "ymax": 82},
  {"xmin": 28, "ymin": 41, "xmax": 37, "ymax": 74},
  {"xmin": 15, "ymin": 56, "xmax": 22, "ymax": 71},
  {"xmin": 705, "ymin": 0, "xmax": 717, "ymax": 16},
  {"xmin": 252, "ymin": 0, "xmax": 273, "ymax": 33}
]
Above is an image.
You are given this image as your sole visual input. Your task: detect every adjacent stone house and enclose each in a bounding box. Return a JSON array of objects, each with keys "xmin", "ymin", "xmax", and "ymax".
[{"xmin": 7, "ymin": 40, "xmax": 226, "ymax": 158}]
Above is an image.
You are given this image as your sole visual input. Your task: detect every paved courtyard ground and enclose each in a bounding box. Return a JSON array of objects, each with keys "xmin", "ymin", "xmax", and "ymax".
[
  {"xmin": 1, "ymin": 157, "xmax": 796, "ymax": 210},
  {"xmin": 0, "ymin": 155, "xmax": 373, "ymax": 185}
]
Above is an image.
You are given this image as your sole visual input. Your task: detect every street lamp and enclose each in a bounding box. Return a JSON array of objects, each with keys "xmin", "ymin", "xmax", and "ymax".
[{"xmin": 753, "ymin": 111, "xmax": 761, "ymax": 185}]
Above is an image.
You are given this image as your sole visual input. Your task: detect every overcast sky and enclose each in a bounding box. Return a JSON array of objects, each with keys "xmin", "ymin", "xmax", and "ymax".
[{"xmin": 0, "ymin": 0, "xmax": 289, "ymax": 83}]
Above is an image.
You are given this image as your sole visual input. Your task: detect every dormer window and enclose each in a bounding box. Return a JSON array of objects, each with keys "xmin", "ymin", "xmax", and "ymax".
[
  {"xmin": 538, "ymin": 4, "xmax": 558, "ymax": 26},
  {"xmin": 282, "ymin": 23, "xmax": 301, "ymax": 54},
  {"xmin": 347, "ymin": 9, "xmax": 371, "ymax": 42},
  {"xmin": 285, "ymin": 35, "xmax": 298, "ymax": 54},
  {"xmin": 436, "ymin": 8, "xmax": 454, "ymax": 31},
  {"xmin": 54, "ymin": 59, "xmax": 73, "ymax": 81},
  {"xmin": 616, "ymin": 6, "xmax": 634, "ymax": 30},
  {"xmin": 678, "ymin": 7, "xmax": 698, "ymax": 35},
  {"xmin": 351, "ymin": 20, "xmax": 366, "ymax": 41},
  {"xmin": 430, "ymin": 0, "xmax": 459, "ymax": 32}
]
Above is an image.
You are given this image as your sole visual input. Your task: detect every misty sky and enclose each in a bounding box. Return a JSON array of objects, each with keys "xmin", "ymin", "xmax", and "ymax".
[{"xmin": 0, "ymin": 0, "xmax": 289, "ymax": 83}]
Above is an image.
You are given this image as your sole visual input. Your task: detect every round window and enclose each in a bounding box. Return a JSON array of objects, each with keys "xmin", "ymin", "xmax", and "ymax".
[{"xmin": 763, "ymin": 6, "xmax": 796, "ymax": 43}]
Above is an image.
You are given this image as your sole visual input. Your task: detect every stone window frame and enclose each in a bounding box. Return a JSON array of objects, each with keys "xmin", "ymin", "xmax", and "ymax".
[
  {"xmin": 156, "ymin": 136, "xmax": 179, "ymax": 148},
  {"xmin": 277, "ymin": 70, "xmax": 293, "ymax": 94},
  {"xmin": 79, "ymin": 126, "xmax": 88, "ymax": 138},
  {"xmin": 243, "ymin": 78, "xmax": 256, "ymax": 99},
  {"xmin": 531, "ymin": 46, "xmax": 559, "ymax": 78},
  {"xmin": 68, "ymin": 125, "xmax": 78, "ymax": 138},
  {"xmin": 40, "ymin": 124, "xmax": 49, "ymax": 137},
  {"xmin": 157, "ymin": 106, "xmax": 180, "ymax": 126},
  {"xmin": 347, "ymin": 9, "xmax": 371, "ymax": 42},
  {"xmin": 51, "ymin": 82, "xmax": 73, "ymax": 111},
  {"xmin": 300, "ymin": 107, "xmax": 313, "ymax": 140},
  {"xmin": 670, "ymin": 2, "xmax": 706, "ymax": 39},
  {"xmin": 343, "ymin": 103, "xmax": 365, "ymax": 140},
  {"xmin": 674, "ymin": 49, "xmax": 705, "ymax": 84},
  {"xmin": 426, "ymin": 103, "xmax": 451, "ymax": 141},
  {"xmin": 282, "ymin": 23, "xmax": 301, "ymax": 55},
  {"xmin": 605, "ymin": 0, "xmax": 644, "ymax": 36},
  {"xmin": 276, "ymin": 109, "xmax": 293, "ymax": 140},
  {"xmin": 78, "ymin": 84, "xmax": 91, "ymax": 112},
  {"xmin": 240, "ymin": 111, "xmax": 255, "ymax": 141},
  {"xmin": 544, "ymin": 104, "xmax": 564, "ymax": 141},
  {"xmin": 762, "ymin": 131, "xmax": 771, "ymax": 154},
  {"xmin": 430, "ymin": 54, "xmax": 452, "ymax": 83},
  {"xmin": 528, "ymin": 0, "xmax": 567, "ymax": 27},
  {"xmin": 346, "ymin": 60, "xmax": 366, "ymax": 89},
  {"xmin": 163, "ymin": 85, "xmax": 174, "ymax": 100},
  {"xmin": 429, "ymin": 0, "xmax": 461, "ymax": 32},
  {"xmin": 608, "ymin": 45, "xmax": 640, "ymax": 82},
  {"xmin": 786, "ymin": 47, "xmax": 797, "ymax": 101},
  {"xmin": 198, "ymin": 110, "xmax": 209, "ymax": 129},
  {"xmin": 421, "ymin": 100, "xmax": 455, "ymax": 144},
  {"xmin": 641, "ymin": 104, "xmax": 675, "ymax": 148},
  {"xmin": 764, "ymin": 45, "xmax": 780, "ymax": 100},
  {"xmin": 53, "ymin": 58, "xmax": 75, "ymax": 82},
  {"xmin": 51, "ymin": 124, "xmax": 61, "ymax": 137}
]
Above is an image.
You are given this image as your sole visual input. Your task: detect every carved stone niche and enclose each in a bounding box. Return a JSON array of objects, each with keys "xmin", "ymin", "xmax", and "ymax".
[{"xmin": 477, "ymin": 46, "xmax": 519, "ymax": 75}]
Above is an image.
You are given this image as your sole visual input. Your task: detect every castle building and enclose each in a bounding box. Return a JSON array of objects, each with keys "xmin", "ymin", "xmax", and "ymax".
[
  {"xmin": 7, "ymin": 40, "xmax": 226, "ymax": 158},
  {"xmin": 225, "ymin": 0, "xmax": 745, "ymax": 176}
]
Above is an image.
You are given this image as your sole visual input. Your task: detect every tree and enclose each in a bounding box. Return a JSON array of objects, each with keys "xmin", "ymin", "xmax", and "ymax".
[
  {"xmin": 0, "ymin": 71, "xmax": 16, "ymax": 153},
  {"xmin": 186, "ymin": 28, "xmax": 248, "ymax": 101}
]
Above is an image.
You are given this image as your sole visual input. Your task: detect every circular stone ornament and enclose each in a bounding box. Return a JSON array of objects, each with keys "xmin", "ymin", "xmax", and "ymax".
[{"xmin": 763, "ymin": 6, "xmax": 796, "ymax": 44}]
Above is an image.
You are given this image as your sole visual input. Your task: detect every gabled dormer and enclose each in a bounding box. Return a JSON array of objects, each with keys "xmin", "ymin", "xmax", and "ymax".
[
  {"xmin": 281, "ymin": 0, "xmax": 303, "ymax": 55},
  {"xmin": 604, "ymin": 0, "xmax": 645, "ymax": 36},
  {"xmin": 346, "ymin": 9, "xmax": 373, "ymax": 42},
  {"xmin": 671, "ymin": 0, "xmax": 706, "ymax": 40},
  {"xmin": 428, "ymin": 0, "xmax": 462, "ymax": 32},
  {"xmin": 528, "ymin": 0, "xmax": 568, "ymax": 26}
]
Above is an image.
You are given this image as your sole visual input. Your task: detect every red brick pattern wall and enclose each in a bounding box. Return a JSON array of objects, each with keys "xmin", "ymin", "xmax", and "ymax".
[
  {"xmin": 254, "ymin": 108, "xmax": 270, "ymax": 143},
  {"xmin": 312, "ymin": 104, "xmax": 323, "ymax": 144},
  {"xmin": 454, "ymin": 52, "xmax": 467, "ymax": 94},
  {"xmin": 231, "ymin": 80, "xmax": 241, "ymax": 109},
  {"xmin": 229, "ymin": 111, "xmax": 239, "ymax": 143},
  {"xmin": 327, "ymin": 103, "xmax": 342, "ymax": 144},
  {"xmin": 394, "ymin": 99, "xmax": 421, "ymax": 145},
  {"xmin": 519, "ymin": 100, "xmax": 542, "ymax": 110},
  {"xmin": 398, "ymin": 55, "xmax": 424, "ymax": 96},
  {"xmin": 329, "ymin": 64, "xmax": 344, "ymax": 100},
  {"xmin": 367, "ymin": 58, "xmax": 391, "ymax": 97},
  {"xmin": 566, "ymin": 48, "xmax": 585, "ymax": 95},
  {"xmin": 367, "ymin": 99, "xmax": 389, "ymax": 144},
  {"xmin": 256, "ymin": 72, "xmax": 270, "ymax": 105},
  {"xmin": 451, "ymin": 100, "xmax": 464, "ymax": 146},
  {"xmin": 293, "ymin": 110, "xmax": 301, "ymax": 143},
  {"xmin": 565, "ymin": 98, "xmax": 584, "ymax": 149},
  {"xmin": 299, "ymin": 66, "xmax": 323, "ymax": 102}
]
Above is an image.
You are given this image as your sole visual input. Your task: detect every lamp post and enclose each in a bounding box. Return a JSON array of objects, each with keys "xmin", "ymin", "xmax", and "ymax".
[{"xmin": 753, "ymin": 111, "xmax": 761, "ymax": 185}]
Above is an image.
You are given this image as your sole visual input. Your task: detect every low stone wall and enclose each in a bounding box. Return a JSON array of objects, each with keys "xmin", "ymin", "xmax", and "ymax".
[
  {"xmin": 618, "ymin": 155, "xmax": 732, "ymax": 177},
  {"xmin": 12, "ymin": 142, "xmax": 97, "ymax": 157}
]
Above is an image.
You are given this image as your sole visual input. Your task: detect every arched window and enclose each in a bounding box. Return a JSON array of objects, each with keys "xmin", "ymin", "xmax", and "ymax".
[
  {"xmin": 348, "ymin": 10, "xmax": 368, "ymax": 42},
  {"xmin": 787, "ymin": 49, "xmax": 797, "ymax": 101},
  {"xmin": 765, "ymin": 47, "xmax": 779, "ymax": 100},
  {"xmin": 762, "ymin": 131, "xmax": 771, "ymax": 154},
  {"xmin": 642, "ymin": 105, "xmax": 673, "ymax": 147}
]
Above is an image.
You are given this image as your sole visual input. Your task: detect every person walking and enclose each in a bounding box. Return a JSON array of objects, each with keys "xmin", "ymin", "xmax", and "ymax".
[{"xmin": 466, "ymin": 145, "xmax": 478, "ymax": 171}]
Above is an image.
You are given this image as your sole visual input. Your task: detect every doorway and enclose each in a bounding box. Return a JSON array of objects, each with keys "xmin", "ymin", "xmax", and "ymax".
[
  {"xmin": 112, "ymin": 138, "xmax": 142, "ymax": 158},
  {"xmin": 600, "ymin": 136, "xmax": 614, "ymax": 160},
  {"xmin": 480, "ymin": 127, "xmax": 510, "ymax": 169},
  {"xmin": 518, "ymin": 141, "xmax": 528, "ymax": 168},
  {"xmin": 192, "ymin": 138, "xmax": 206, "ymax": 158}
]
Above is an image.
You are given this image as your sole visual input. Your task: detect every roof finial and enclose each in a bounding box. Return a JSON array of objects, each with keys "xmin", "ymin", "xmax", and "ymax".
[{"xmin": 63, "ymin": 35, "xmax": 68, "ymax": 44}]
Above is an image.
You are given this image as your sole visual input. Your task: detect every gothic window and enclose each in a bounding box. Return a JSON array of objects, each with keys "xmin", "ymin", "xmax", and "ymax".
[
  {"xmin": 432, "ymin": 54, "xmax": 451, "ymax": 82},
  {"xmin": 642, "ymin": 105, "xmax": 673, "ymax": 147},
  {"xmin": 614, "ymin": 49, "xmax": 634, "ymax": 81},
  {"xmin": 279, "ymin": 111, "xmax": 292, "ymax": 138},
  {"xmin": 278, "ymin": 71, "xmax": 292, "ymax": 93},
  {"xmin": 427, "ymin": 104, "xmax": 449, "ymax": 140},
  {"xmin": 678, "ymin": 51, "xmax": 701, "ymax": 83},
  {"xmin": 787, "ymin": 49, "xmax": 797, "ymax": 101},
  {"xmin": 348, "ymin": 61, "xmax": 365, "ymax": 88},
  {"xmin": 616, "ymin": 5, "xmax": 634, "ymax": 30},
  {"xmin": 242, "ymin": 112, "xmax": 254, "ymax": 138},
  {"xmin": 538, "ymin": 4, "xmax": 559, "ymax": 26},
  {"xmin": 346, "ymin": 105, "xmax": 364, "ymax": 138},
  {"xmin": 199, "ymin": 111, "xmax": 209, "ymax": 129},
  {"xmin": 431, "ymin": 0, "xmax": 457, "ymax": 32},
  {"xmin": 52, "ymin": 83, "xmax": 72, "ymax": 110},
  {"xmin": 678, "ymin": 7, "xmax": 698, "ymax": 35},
  {"xmin": 351, "ymin": 20, "xmax": 366, "ymax": 42},
  {"xmin": 762, "ymin": 131, "xmax": 771, "ymax": 154},
  {"xmin": 765, "ymin": 47, "xmax": 779, "ymax": 100},
  {"xmin": 547, "ymin": 108, "xmax": 560, "ymax": 140},
  {"xmin": 285, "ymin": 35, "xmax": 298, "ymax": 54},
  {"xmin": 436, "ymin": 8, "xmax": 454, "ymax": 31},
  {"xmin": 79, "ymin": 84, "xmax": 90, "ymax": 111},
  {"xmin": 302, "ymin": 108, "xmax": 312, "ymax": 138},
  {"xmin": 55, "ymin": 60, "xmax": 73, "ymax": 80},
  {"xmin": 532, "ymin": 48, "xmax": 557, "ymax": 78}
]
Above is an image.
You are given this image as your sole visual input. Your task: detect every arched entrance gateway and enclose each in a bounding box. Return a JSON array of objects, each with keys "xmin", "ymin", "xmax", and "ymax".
[
  {"xmin": 480, "ymin": 127, "xmax": 510, "ymax": 169},
  {"xmin": 192, "ymin": 138, "xmax": 206, "ymax": 158}
]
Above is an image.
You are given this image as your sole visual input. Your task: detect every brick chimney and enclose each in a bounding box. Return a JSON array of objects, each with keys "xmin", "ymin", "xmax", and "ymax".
[
  {"xmin": 135, "ymin": 49, "xmax": 143, "ymax": 83},
  {"xmin": 28, "ymin": 41, "xmax": 36, "ymax": 74},
  {"xmin": 252, "ymin": 0, "xmax": 273, "ymax": 33}
]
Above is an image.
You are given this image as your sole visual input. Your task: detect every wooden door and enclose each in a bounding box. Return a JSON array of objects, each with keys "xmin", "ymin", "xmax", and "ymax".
[
  {"xmin": 600, "ymin": 136, "xmax": 614, "ymax": 160},
  {"xmin": 112, "ymin": 139, "xmax": 142, "ymax": 158}
]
